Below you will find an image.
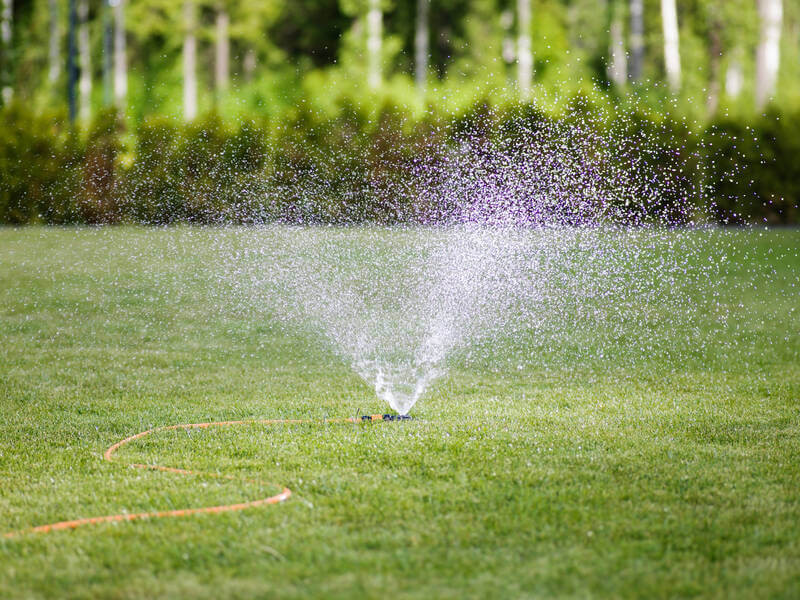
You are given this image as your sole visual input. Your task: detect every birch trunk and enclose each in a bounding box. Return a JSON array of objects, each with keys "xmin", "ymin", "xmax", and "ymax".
[
  {"xmin": 243, "ymin": 48, "xmax": 256, "ymax": 82},
  {"xmin": 113, "ymin": 0, "xmax": 127, "ymax": 110},
  {"xmin": 215, "ymin": 6, "xmax": 229, "ymax": 94},
  {"xmin": 79, "ymin": 0, "xmax": 92, "ymax": 121},
  {"xmin": 1, "ymin": 0, "xmax": 11, "ymax": 103},
  {"xmin": 415, "ymin": 0, "xmax": 429, "ymax": 93},
  {"xmin": 629, "ymin": 0, "xmax": 644, "ymax": 82},
  {"xmin": 366, "ymin": 0, "xmax": 382, "ymax": 89},
  {"xmin": 103, "ymin": 3, "xmax": 112, "ymax": 105},
  {"xmin": 183, "ymin": 0, "xmax": 197, "ymax": 121},
  {"xmin": 706, "ymin": 24, "xmax": 721, "ymax": 115},
  {"xmin": 516, "ymin": 0, "xmax": 532, "ymax": 100},
  {"xmin": 755, "ymin": 0, "xmax": 783, "ymax": 109},
  {"xmin": 68, "ymin": 0, "xmax": 77, "ymax": 120},
  {"xmin": 49, "ymin": 0, "xmax": 60, "ymax": 84},
  {"xmin": 660, "ymin": 0, "xmax": 680, "ymax": 92},
  {"xmin": 725, "ymin": 56, "xmax": 743, "ymax": 99},
  {"xmin": 607, "ymin": 0, "xmax": 627, "ymax": 86}
]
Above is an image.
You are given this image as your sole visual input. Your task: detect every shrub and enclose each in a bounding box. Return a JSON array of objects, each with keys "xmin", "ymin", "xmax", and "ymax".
[
  {"xmin": 0, "ymin": 102, "xmax": 797, "ymax": 226},
  {"xmin": 78, "ymin": 109, "xmax": 124, "ymax": 224},
  {"xmin": 706, "ymin": 109, "xmax": 800, "ymax": 224},
  {"xmin": 0, "ymin": 104, "xmax": 82, "ymax": 224}
]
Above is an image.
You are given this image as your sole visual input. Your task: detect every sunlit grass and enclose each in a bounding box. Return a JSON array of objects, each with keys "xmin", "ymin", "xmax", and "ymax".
[{"xmin": 0, "ymin": 226, "xmax": 798, "ymax": 599}]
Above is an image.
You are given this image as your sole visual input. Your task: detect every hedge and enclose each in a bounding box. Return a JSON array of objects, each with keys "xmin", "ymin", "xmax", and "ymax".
[{"xmin": 0, "ymin": 101, "xmax": 796, "ymax": 226}]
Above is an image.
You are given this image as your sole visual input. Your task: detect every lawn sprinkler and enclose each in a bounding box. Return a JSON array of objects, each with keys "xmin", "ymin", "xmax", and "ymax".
[
  {"xmin": 359, "ymin": 414, "xmax": 413, "ymax": 422},
  {"xmin": 383, "ymin": 413, "xmax": 412, "ymax": 421}
]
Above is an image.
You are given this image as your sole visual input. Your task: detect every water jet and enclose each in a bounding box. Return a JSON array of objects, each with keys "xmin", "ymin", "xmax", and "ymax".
[{"xmin": 217, "ymin": 108, "xmax": 722, "ymax": 418}]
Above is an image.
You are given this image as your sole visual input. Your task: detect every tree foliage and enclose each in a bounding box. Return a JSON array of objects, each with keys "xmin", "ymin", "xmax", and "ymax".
[{"xmin": 0, "ymin": 0, "xmax": 799, "ymax": 224}]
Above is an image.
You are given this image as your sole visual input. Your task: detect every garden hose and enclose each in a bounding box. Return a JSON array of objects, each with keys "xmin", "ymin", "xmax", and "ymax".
[{"xmin": 3, "ymin": 414, "xmax": 408, "ymax": 539}]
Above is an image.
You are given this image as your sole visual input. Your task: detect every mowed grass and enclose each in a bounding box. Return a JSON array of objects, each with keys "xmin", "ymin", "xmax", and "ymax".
[{"xmin": 0, "ymin": 226, "xmax": 798, "ymax": 599}]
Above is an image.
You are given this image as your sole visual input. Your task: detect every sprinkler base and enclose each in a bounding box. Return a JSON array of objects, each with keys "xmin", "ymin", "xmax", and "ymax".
[
  {"xmin": 383, "ymin": 414, "xmax": 412, "ymax": 421},
  {"xmin": 359, "ymin": 414, "xmax": 412, "ymax": 422}
]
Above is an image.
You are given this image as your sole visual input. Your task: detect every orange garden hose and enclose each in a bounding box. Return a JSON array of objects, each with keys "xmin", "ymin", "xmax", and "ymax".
[{"xmin": 3, "ymin": 415, "xmax": 390, "ymax": 539}]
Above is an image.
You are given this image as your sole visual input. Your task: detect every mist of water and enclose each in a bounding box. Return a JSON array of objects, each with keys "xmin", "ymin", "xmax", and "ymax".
[{"xmin": 216, "ymin": 110, "xmax": 724, "ymax": 414}]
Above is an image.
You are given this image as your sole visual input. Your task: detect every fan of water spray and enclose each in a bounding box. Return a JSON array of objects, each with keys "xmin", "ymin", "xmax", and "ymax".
[{"xmin": 216, "ymin": 106, "xmax": 724, "ymax": 415}]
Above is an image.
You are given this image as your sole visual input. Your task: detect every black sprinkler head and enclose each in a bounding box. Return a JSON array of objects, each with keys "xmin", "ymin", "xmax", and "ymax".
[
  {"xmin": 382, "ymin": 414, "xmax": 412, "ymax": 421},
  {"xmin": 357, "ymin": 414, "xmax": 412, "ymax": 422}
]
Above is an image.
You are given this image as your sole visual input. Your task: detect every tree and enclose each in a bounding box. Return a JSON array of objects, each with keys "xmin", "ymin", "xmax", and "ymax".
[
  {"xmin": 366, "ymin": 0, "xmax": 382, "ymax": 88},
  {"xmin": 415, "ymin": 0, "xmax": 429, "ymax": 93},
  {"xmin": 694, "ymin": 0, "xmax": 758, "ymax": 111},
  {"xmin": 231, "ymin": 0, "xmax": 282, "ymax": 82},
  {"xmin": 725, "ymin": 52, "xmax": 743, "ymax": 100},
  {"xmin": 391, "ymin": 0, "xmax": 474, "ymax": 83},
  {"xmin": 755, "ymin": 0, "xmax": 782, "ymax": 109},
  {"xmin": 517, "ymin": 0, "xmax": 532, "ymax": 100},
  {"xmin": 607, "ymin": 0, "xmax": 626, "ymax": 87},
  {"xmin": 215, "ymin": 2, "xmax": 229, "ymax": 95},
  {"xmin": 49, "ymin": 0, "xmax": 60, "ymax": 85},
  {"xmin": 1, "ymin": 0, "xmax": 11, "ymax": 104},
  {"xmin": 124, "ymin": 0, "xmax": 197, "ymax": 117},
  {"xmin": 79, "ymin": 0, "xmax": 92, "ymax": 120},
  {"xmin": 68, "ymin": 0, "xmax": 77, "ymax": 121},
  {"xmin": 269, "ymin": 0, "xmax": 346, "ymax": 68},
  {"xmin": 629, "ymin": 0, "xmax": 643, "ymax": 82},
  {"xmin": 183, "ymin": 0, "xmax": 197, "ymax": 120},
  {"xmin": 660, "ymin": 0, "xmax": 680, "ymax": 92},
  {"xmin": 113, "ymin": 0, "xmax": 127, "ymax": 110},
  {"xmin": 103, "ymin": 0, "xmax": 113, "ymax": 105},
  {"xmin": 706, "ymin": 15, "xmax": 722, "ymax": 114}
]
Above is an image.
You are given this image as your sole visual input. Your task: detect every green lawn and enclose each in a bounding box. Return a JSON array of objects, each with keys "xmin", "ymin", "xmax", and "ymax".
[{"xmin": 0, "ymin": 227, "xmax": 798, "ymax": 599}]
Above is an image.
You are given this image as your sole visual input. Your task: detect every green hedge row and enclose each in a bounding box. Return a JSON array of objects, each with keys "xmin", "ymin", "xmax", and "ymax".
[
  {"xmin": 704, "ymin": 110, "xmax": 800, "ymax": 224},
  {"xmin": 0, "ymin": 101, "xmax": 797, "ymax": 225}
]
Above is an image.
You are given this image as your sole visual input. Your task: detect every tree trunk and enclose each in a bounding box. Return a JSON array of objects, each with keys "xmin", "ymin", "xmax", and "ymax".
[
  {"xmin": 113, "ymin": 0, "xmax": 127, "ymax": 111},
  {"xmin": 183, "ymin": 0, "xmax": 197, "ymax": 121},
  {"xmin": 660, "ymin": 0, "xmax": 680, "ymax": 92},
  {"xmin": 725, "ymin": 54, "xmax": 743, "ymax": 99},
  {"xmin": 706, "ymin": 22, "xmax": 721, "ymax": 115},
  {"xmin": 215, "ymin": 6, "xmax": 229, "ymax": 95},
  {"xmin": 516, "ymin": 0, "xmax": 532, "ymax": 100},
  {"xmin": 607, "ymin": 0, "xmax": 627, "ymax": 87},
  {"xmin": 1, "ymin": 0, "xmax": 12, "ymax": 104},
  {"xmin": 79, "ymin": 0, "xmax": 92, "ymax": 121},
  {"xmin": 501, "ymin": 10, "xmax": 515, "ymax": 66},
  {"xmin": 68, "ymin": 0, "xmax": 77, "ymax": 121},
  {"xmin": 755, "ymin": 0, "xmax": 783, "ymax": 109},
  {"xmin": 414, "ymin": 0, "xmax": 429, "ymax": 93},
  {"xmin": 243, "ymin": 48, "xmax": 256, "ymax": 82},
  {"xmin": 629, "ymin": 0, "xmax": 644, "ymax": 82},
  {"xmin": 103, "ymin": 2, "xmax": 112, "ymax": 106},
  {"xmin": 49, "ymin": 0, "xmax": 60, "ymax": 84},
  {"xmin": 366, "ymin": 0, "xmax": 382, "ymax": 89}
]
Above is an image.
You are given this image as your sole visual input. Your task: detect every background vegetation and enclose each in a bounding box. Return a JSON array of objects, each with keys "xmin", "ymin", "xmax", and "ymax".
[{"xmin": 1, "ymin": 0, "xmax": 799, "ymax": 224}]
